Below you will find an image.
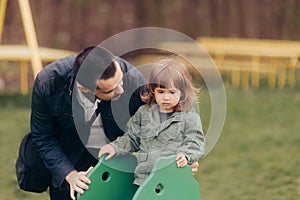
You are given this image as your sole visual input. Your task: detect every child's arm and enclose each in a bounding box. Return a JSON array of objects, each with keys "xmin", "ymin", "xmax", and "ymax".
[
  {"xmin": 98, "ymin": 144, "xmax": 116, "ymax": 160},
  {"xmin": 109, "ymin": 106, "xmax": 145, "ymax": 155},
  {"xmin": 178, "ymin": 112, "xmax": 205, "ymax": 164},
  {"xmin": 176, "ymin": 153, "xmax": 188, "ymax": 167}
]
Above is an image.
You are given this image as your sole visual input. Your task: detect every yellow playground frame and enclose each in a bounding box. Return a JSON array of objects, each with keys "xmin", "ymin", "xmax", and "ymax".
[{"xmin": 0, "ymin": 0, "xmax": 75, "ymax": 94}]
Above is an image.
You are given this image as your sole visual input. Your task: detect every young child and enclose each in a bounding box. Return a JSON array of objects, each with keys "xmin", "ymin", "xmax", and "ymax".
[{"xmin": 98, "ymin": 58, "xmax": 205, "ymax": 185}]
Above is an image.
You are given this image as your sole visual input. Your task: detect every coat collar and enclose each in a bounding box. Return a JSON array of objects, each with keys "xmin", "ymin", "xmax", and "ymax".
[{"xmin": 150, "ymin": 104, "xmax": 185, "ymax": 122}]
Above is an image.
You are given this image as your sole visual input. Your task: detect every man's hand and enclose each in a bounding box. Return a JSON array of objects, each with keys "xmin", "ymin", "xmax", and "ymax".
[
  {"xmin": 98, "ymin": 144, "xmax": 116, "ymax": 160},
  {"xmin": 190, "ymin": 162, "xmax": 199, "ymax": 175},
  {"xmin": 66, "ymin": 167, "xmax": 93, "ymax": 200}
]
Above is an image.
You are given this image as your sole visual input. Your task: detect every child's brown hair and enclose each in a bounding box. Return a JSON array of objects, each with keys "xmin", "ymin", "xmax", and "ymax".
[{"xmin": 143, "ymin": 58, "xmax": 198, "ymax": 111}]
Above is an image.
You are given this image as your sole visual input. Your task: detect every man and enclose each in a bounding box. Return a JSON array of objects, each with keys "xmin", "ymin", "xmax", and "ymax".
[{"xmin": 30, "ymin": 46, "xmax": 198, "ymax": 199}]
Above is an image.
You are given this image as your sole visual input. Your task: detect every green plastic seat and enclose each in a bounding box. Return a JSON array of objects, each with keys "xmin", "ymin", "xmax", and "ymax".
[
  {"xmin": 77, "ymin": 155, "xmax": 201, "ymax": 200},
  {"xmin": 132, "ymin": 155, "xmax": 201, "ymax": 200},
  {"xmin": 77, "ymin": 154, "xmax": 138, "ymax": 200}
]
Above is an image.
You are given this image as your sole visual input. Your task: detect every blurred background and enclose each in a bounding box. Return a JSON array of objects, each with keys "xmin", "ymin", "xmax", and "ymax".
[
  {"xmin": 0, "ymin": 0, "xmax": 299, "ymax": 199},
  {"xmin": 2, "ymin": 0, "xmax": 299, "ymax": 50}
]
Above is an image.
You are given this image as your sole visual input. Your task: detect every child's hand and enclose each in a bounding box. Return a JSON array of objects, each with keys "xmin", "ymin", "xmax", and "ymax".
[
  {"xmin": 176, "ymin": 153, "xmax": 188, "ymax": 167},
  {"xmin": 98, "ymin": 144, "xmax": 116, "ymax": 160}
]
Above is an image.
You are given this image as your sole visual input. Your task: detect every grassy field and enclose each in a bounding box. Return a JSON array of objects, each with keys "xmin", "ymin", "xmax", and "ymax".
[
  {"xmin": 0, "ymin": 94, "xmax": 49, "ymax": 199},
  {"xmin": 197, "ymin": 84, "xmax": 300, "ymax": 200},
  {"xmin": 0, "ymin": 82, "xmax": 299, "ymax": 200}
]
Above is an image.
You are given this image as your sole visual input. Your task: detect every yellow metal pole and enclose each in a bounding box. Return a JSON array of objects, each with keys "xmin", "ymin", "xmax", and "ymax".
[
  {"xmin": 0, "ymin": 0, "xmax": 7, "ymax": 43},
  {"xmin": 20, "ymin": 60, "xmax": 28, "ymax": 94},
  {"xmin": 18, "ymin": 0, "xmax": 42, "ymax": 78}
]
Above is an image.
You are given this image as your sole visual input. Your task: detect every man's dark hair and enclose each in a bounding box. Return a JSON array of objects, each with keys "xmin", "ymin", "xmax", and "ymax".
[{"xmin": 73, "ymin": 46, "xmax": 117, "ymax": 91}]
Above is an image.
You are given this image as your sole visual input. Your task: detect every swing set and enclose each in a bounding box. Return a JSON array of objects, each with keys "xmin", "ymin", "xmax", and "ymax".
[{"xmin": 0, "ymin": 0, "xmax": 75, "ymax": 94}]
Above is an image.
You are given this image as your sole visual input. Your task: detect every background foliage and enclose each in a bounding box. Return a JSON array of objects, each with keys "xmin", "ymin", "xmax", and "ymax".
[{"xmin": 2, "ymin": 0, "xmax": 300, "ymax": 51}]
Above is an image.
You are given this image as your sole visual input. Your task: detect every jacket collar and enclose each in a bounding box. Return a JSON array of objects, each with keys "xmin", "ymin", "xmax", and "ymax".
[{"xmin": 150, "ymin": 104, "xmax": 185, "ymax": 122}]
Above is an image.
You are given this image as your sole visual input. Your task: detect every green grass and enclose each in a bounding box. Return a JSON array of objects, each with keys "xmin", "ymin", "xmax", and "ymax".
[
  {"xmin": 0, "ymin": 82, "xmax": 300, "ymax": 200},
  {"xmin": 0, "ymin": 95, "xmax": 49, "ymax": 200},
  {"xmin": 197, "ymin": 85, "xmax": 300, "ymax": 200}
]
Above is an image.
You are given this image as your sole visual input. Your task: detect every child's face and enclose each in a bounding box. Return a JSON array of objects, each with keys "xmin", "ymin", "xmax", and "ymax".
[{"xmin": 154, "ymin": 87, "xmax": 181, "ymax": 113}]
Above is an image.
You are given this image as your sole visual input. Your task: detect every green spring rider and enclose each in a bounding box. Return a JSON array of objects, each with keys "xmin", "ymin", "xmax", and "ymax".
[{"xmin": 77, "ymin": 154, "xmax": 201, "ymax": 200}]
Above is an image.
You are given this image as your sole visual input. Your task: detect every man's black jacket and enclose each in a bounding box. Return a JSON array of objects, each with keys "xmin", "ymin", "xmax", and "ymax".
[{"xmin": 30, "ymin": 54, "xmax": 145, "ymax": 188}]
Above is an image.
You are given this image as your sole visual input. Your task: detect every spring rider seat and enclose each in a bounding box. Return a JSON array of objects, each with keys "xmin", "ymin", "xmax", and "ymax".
[{"xmin": 77, "ymin": 154, "xmax": 201, "ymax": 200}]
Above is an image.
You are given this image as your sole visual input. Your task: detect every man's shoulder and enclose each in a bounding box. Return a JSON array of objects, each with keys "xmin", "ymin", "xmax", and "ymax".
[
  {"xmin": 118, "ymin": 58, "xmax": 145, "ymax": 81},
  {"xmin": 34, "ymin": 55, "xmax": 76, "ymax": 95},
  {"xmin": 37, "ymin": 55, "xmax": 76, "ymax": 80}
]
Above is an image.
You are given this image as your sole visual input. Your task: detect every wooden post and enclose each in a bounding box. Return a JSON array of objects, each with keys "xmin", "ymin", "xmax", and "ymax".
[
  {"xmin": 251, "ymin": 56, "xmax": 260, "ymax": 88},
  {"xmin": 268, "ymin": 58, "xmax": 277, "ymax": 89},
  {"xmin": 287, "ymin": 57, "xmax": 298, "ymax": 87},
  {"xmin": 18, "ymin": 0, "xmax": 42, "ymax": 78},
  {"xmin": 20, "ymin": 60, "xmax": 28, "ymax": 94},
  {"xmin": 277, "ymin": 60, "xmax": 286, "ymax": 89},
  {"xmin": 241, "ymin": 70, "xmax": 249, "ymax": 91},
  {"xmin": 0, "ymin": 0, "xmax": 7, "ymax": 43},
  {"xmin": 231, "ymin": 64, "xmax": 240, "ymax": 88}
]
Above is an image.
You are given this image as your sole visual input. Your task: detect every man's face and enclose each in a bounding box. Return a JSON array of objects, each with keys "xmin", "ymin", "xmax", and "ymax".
[{"xmin": 94, "ymin": 61, "xmax": 124, "ymax": 101}]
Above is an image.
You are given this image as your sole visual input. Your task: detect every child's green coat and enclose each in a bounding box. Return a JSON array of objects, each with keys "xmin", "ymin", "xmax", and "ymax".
[{"xmin": 111, "ymin": 104, "xmax": 205, "ymax": 185}]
